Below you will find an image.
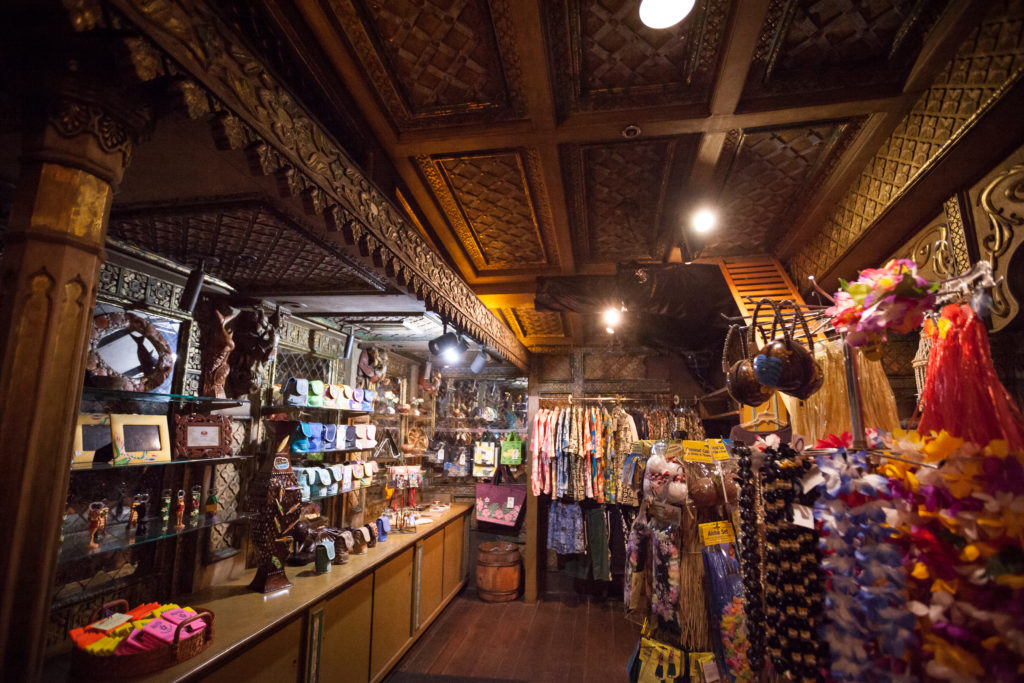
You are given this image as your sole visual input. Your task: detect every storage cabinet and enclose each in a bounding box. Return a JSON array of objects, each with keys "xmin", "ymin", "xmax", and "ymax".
[
  {"xmin": 199, "ymin": 616, "xmax": 303, "ymax": 683},
  {"xmin": 370, "ymin": 548, "xmax": 415, "ymax": 681},
  {"xmin": 443, "ymin": 515, "xmax": 466, "ymax": 601},
  {"xmin": 318, "ymin": 574, "xmax": 373, "ymax": 682},
  {"xmin": 415, "ymin": 532, "xmax": 445, "ymax": 632}
]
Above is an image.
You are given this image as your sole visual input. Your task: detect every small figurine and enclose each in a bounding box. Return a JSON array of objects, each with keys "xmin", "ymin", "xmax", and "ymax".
[
  {"xmin": 136, "ymin": 493, "xmax": 150, "ymax": 535},
  {"xmin": 205, "ymin": 491, "xmax": 219, "ymax": 520},
  {"xmin": 128, "ymin": 495, "xmax": 141, "ymax": 543},
  {"xmin": 190, "ymin": 485, "xmax": 202, "ymax": 521},
  {"xmin": 87, "ymin": 502, "xmax": 108, "ymax": 551},
  {"xmin": 161, "ymin": 489, "xmax": 171, "ymax": 523},
  {"xmin": 174, "ymin": 489, "xmax": 186, "ymax": 530}
]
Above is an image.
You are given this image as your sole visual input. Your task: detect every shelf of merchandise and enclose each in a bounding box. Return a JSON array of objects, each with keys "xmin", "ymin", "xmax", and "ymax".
[
  {"xmin": 305, "ymin": 482, "xmax": 383, "ymax": 504},
  {"xmin": 70, "ymin": 454, "xmax": 254, "ymax": 472},
  {"xmin": 58, "ymin": 509, "xmax": 249, "ymax": 564},
  {"xmin": 262, "ymin": 404, "xmax": 372, "ymax": 415},
  {"xmin": 81, "ymin": 387, "xmax": 248, "ymax": 407}
]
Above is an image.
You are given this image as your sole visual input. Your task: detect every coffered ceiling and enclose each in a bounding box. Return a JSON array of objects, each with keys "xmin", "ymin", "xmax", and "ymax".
[{"xmin": 267, "ymin": 0, "xmax": 974, "ymax": 351}]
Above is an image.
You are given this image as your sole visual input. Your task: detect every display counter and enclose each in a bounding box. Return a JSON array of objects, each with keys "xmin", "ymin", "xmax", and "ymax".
[{"xmin": 46, "ymin": 504, "xmax": 471, "ymax": 683}]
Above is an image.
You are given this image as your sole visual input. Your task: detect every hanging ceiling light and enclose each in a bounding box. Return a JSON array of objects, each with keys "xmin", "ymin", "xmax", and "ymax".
[
  {"xmin": 692, "ymin": 207, "xmax": 717, "ymax": 233},
  {"xmin": 603, "ymin": 307, "xmax": 623, "ymax": 327},
  {"xmin": 429, "ymin": 324, "xmax": 468, "ymax": 363},
  {"xmin": 639, "ymin": 0, "xmax": 695, "ymax": 29},
  {"xmin": 470, "ymin": 346, "xmax": 488, "ymax": 374}
]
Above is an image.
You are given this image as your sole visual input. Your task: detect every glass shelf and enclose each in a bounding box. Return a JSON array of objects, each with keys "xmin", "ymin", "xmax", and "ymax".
[
  {"xmin": 58, "ymin": 510, "xmax": 248, "ymax": 564},
  {"xmin": 286, "ymin": 447, "xmax": 375, "ymax": 459},
  {"xmin": 71, "ymin": 455, "xmax": 253, "ymax": 473},
  {"xmin": 263, "ymin": 404, "xmax": 371, "ymax": 415},
  {"xmin": 306, "ymin": 482, "xmax": 384, "ymax": 503},
  {"xmin": 81, "ymin": 387, "xmax": 248, "ymax": 407}
]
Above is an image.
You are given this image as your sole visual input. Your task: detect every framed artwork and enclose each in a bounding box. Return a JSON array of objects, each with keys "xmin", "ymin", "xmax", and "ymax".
[
  {"xmin": 72, "ymin": 414, "xmax": 113, "ymax": 465},
  {"xmin": 86, "ymin": 303, "xmax": 182, "ymax": 394},
  {"xmin": 110, "ymin": 414, "xmax": 171, "ymax": 464},
  {"xmin": 173, "ymin": 414, "xmax": 233, "ymax": 459}
]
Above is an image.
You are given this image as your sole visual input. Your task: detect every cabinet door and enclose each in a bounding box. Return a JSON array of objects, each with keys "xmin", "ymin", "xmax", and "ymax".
[
  {"xmin": 370, "ymin": 547, "xmax": 414, "ymax": 681},
  {"xmin": 199, "ymin": 616, "xmax": 302, "ymax": 683},
  {"xmin": 442, "ymin": 515, "xmax": 466, "ymax": 601},
  {"xmin": 415, "ymin": 531, "xmax": 445, "ymax": 632},
  {"xmin": 318, "ymin": 573, "xmax": 373, "ymax": 683}
]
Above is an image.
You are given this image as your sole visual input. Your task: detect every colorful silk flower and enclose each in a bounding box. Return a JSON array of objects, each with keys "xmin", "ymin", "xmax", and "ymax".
[{"xmin": 826, "ymin": 259, "xmax": 936, "ymax": 354}]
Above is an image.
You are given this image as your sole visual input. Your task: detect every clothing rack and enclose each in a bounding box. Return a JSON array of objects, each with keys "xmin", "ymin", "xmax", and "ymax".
[{"xmin": 432, "ymin": 427, "xmax": 526, "ymax": 434}]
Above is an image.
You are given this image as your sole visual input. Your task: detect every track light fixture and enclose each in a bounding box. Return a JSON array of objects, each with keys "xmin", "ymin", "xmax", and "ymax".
[
  {"xmin": 470, "ymin": 346, "xmax": 488, "ymax": 374},
  {"xmin": 428, "ymin": 325, "xmax": 469, "ymax": 363},
  {"xmin": 179, "ymin": 257, "xmax": 208, "ymax": 315}
]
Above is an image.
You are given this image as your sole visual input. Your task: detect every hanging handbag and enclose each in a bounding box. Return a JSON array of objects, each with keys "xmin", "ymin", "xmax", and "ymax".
[
  {"xmin": 307, "ymin": 422, "xmax": 324, "ymax": 452},
  {"xmin": 323, "ymin": 384, "xmax": 338, "ymax": 409},
  {"xmin": 341, "ymin": 464, "xmax": 354, "ymax": 493},
  {"xmin": 723, "ymin": 300, "xmax": 774, "ymax": 407},
  {"xmin": 307, "ymin": 380, "xmax": 325, "ymax": 407},
  {"xmin": 499, "ymin": 432, "xmax": 524, "ymax": 465},
  {"xmin": 344, "ymin": 425, "xmax": 357, "ymax": 450},
  {"xmin": 753, "ymin": 299, "xmax": 823, "ymax": 399},
  {"xmin": 473, "ymin": 439, "xmax": 497, "ymax": 466},
  {"xmin": 283, "ymin": 377, "xmax": 308, "ymax": 407},
  {"xmin": 362, "ymin": 390, "xmax": 376, "ymax": 412},
  {"xmin": 475, "ymin": 465, "xmax": 525, "ymax": 527},
  {"xmin": 323, "ymin": 423, "xmax": 338, "ymax": 450},
  {"xmin": 290, "ymin": 422, "xmax": 313, "ymax": 453}
]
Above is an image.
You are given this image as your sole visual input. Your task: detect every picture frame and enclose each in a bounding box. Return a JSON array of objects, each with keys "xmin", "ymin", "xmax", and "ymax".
[
  {"xmin": 72, "ymin": 413, "xmax": 114, "ymax": 465},
  {"xmin": 86, "ymin": 303, "xmax": 182, "ymax": 395},
  {"xmin": 173, "ymin": 413, "xmax": 233, "ymax": 460},
  {"xmin": 110, "ymin": 414, "xmax": 172, "ymax": 464}
]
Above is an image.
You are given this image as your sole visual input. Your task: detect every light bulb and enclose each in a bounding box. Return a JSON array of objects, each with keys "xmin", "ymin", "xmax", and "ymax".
[
  {"xmin": 603, "ymin": 307, "xmax": 622, "ymax": 327},
  {"xmin": 639, "ymin": 0, "xmax": 696, "ymax": 29},
  {"xmin": 692, "ymin": 207, "xmax": 717, "ymax": 233},
  {"xmin": 606, "ymin": 326, "xmax": 615, "ymax": 335},
  {"xmin": 442, "ymin": 347, "xmax": 461, "ymax": 363}
]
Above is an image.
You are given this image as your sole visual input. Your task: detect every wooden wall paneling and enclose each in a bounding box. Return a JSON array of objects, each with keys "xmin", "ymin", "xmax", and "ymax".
[
  {"xmin": 198, "ymin": 616, "xmax": 303, "ymax": 683},
  {"xmin": 415, "ymin": 532, "xmax": 445, "ymax": 633},
  {"xmin": 317, "ymin": 573, "xmax": 373, "ymax": 683},
  {"xmin": 370, "ymin": 548, "xmax": 415, "ymax": 682},
  {"xmin": 443, "ymin": 515, "xmax": 467, "ymax": 601}
]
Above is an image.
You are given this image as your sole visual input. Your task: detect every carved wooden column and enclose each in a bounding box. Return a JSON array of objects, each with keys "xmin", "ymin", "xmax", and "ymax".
[{"xmin": 0, "ymin": 92, "xmax": 145, "ymax": 679}]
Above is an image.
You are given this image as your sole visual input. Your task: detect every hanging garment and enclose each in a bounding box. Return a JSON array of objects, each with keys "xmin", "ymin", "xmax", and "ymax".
[
  {"xmin": 566, "ymin": 505, "xmax": 612, "ymax": 582},
  {"xmin": 779, "ymin": 338, "xmax": 899, "ymax": 443},
  {"xmin": 547, "ymin": 501, "xmax": 585, "ymax": 555}
]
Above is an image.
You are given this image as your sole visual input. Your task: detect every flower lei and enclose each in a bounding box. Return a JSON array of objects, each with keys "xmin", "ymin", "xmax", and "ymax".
[
  {"xmin": 878, "ymin": 430, "xmax": 1024, "ymax": 682},
  {"xmin": 826, "ymin": 259, "xmax": 936, "ymax": 355},
  {"xmin": 814, "ymin": 448, "xmax": 916, "ymax": 681}
]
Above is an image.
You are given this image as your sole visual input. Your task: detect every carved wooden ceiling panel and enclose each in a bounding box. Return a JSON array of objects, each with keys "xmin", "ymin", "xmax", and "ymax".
[
  {"xmin": 108, "ymin": 201, "xmax": 384, "ymax": 294},
  {"xmin": 416, "ymin": 149, "xmax": 555, "ymax": 273},
  {"xmin": 323, "ymin": 0, "xmax": 524, "ymax": 130},
  {"xmin": 492, "ymin": 305, "xmax": 571, "ymax": 347},
  {"xmin": 741, "ymin": 0, "xmax": 951, "ymax": 109},
  {"xmin": 563, "ymin": 136, "xmax": 699, "ymax": 263},
  {"xmin": 543, "ymin": 0, "xmax": 731, "ymax": 117},
  {"xmin": 705, "ymin": 119, "xmax": 863, "ymax": 255}
]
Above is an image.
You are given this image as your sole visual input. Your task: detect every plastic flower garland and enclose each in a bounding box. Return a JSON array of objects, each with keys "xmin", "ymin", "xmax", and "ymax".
[
  {"xmin": 826, "ymin": 259, "xmax": 936, "ymax": 356},
  {"xmin": 877, "ymin": 430, "xmax": 1024, "ymax": 682},
  {"xmin": 814, "ymin": 448, "xmax": 916, "ymax": 681}
]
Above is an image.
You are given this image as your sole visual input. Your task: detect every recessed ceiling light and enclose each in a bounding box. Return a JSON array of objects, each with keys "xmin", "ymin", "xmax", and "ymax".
[
  {"xmin": 692, "ymin": 207, "xmax": 717, "ymax": 234},
  {"xmin": 639, "ymin": 0, "xmax": 696, "ymax": 29}
]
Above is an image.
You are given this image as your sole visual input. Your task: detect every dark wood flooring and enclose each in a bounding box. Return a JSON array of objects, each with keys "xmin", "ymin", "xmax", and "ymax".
[{"xmin": 387, "ymin": 590, "xmax": 640, "ymax": 682}]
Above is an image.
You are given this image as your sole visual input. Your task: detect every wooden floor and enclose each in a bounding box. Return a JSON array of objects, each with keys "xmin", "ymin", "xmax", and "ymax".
[{"xmin": 386, "ymin": 589, "xmax": 640, "ymax": 682}]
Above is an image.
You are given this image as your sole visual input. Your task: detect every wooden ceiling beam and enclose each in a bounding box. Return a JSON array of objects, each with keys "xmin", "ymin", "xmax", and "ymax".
[
  {"xmin": 391, "ymin": 95, "xmax": 910, "ymax": 156},
  {"xmin": 709, "ymin": 0, "xmax": 773, "ymax": 117},
  {"xmin": 776, "ymin": 0, "xmax": 987, "ymax": 261}
]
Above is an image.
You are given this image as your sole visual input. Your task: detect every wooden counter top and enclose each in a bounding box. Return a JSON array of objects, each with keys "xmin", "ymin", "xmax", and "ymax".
[{"xmin": 46, "ymin": 504, "xmax": 471, "ymax": 682}]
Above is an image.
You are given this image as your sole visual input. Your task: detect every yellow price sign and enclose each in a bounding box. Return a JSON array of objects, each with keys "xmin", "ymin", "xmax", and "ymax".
[
  {"xmin": 699, "ymin": 521, "xmax": 736, "ymax": 546},
  {"xmin": 683, "ymin": 440, "xmax": 712, "ymax": 463},
  {"xmin": 707, "ymin": 439, "xmax": 730, "ymax": 461}
]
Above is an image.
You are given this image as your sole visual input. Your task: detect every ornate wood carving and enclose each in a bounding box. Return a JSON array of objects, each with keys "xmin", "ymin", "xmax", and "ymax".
[
  {"xmin": 319, "ymin": 0, "xmax": 526, "ymax": 130},
  {"xmin": 108, "ymin": 200, "xmax": 387, "ymax": 294},
  {"xmin": 543, "ymin": 0, "xmax": 731, "ymax": 117},
  {"xmin": 789, "ymin": 2, "xmax": 1024, "ymax": 285},
  {"xmin": 707, "ymin": 120, "xmax": 862, "ymax": 255},
  {"xmin": 99, "ymin": 0, "xmax": 529, "ymax": 370},
  {"xmin": 416, "ymin": 149, "xmax": 556, "ymax": 273},
  {"xmin": 743, "ymin": 0, "xmax": 950, "ymax": 108},
  {"xmin": 976, "ymin": 162, "xmax": 1024, "ymax": 330}
]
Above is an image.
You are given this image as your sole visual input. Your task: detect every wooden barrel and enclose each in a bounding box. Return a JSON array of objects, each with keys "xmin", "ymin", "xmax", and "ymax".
[{"xmin": 476, "ymin": 542, "xmax": 521, "ymax": 602}]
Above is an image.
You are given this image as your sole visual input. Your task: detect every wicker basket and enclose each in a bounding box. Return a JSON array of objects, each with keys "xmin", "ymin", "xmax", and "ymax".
[{"xmin": 71, "ymin": 600, "xmax": 215, "ymax": 679}]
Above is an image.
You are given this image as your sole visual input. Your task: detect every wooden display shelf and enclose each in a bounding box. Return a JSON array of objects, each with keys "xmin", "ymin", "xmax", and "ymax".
[
  {"xmin": 70, "ymin": 454, "xmax": 253, "ymax": 472},
  {"xmin": 81, "ymin": 387, "xmax": 248, "ymax": 407},
  {"xmin": 42, "ymin": 504, "xmax": 471, "ymax": 682}
]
